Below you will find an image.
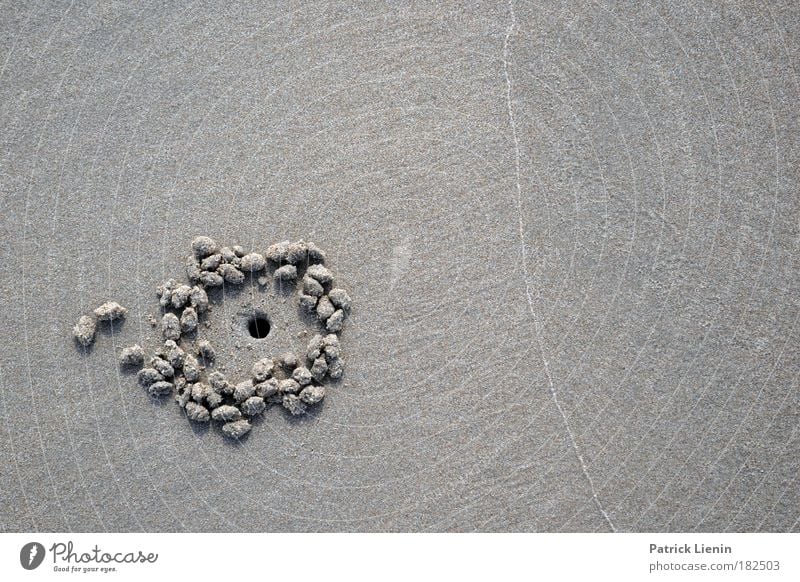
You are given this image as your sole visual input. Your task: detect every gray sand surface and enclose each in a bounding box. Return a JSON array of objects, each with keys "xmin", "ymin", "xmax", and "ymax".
[{"xmin": 1, "ymin": 1, "xmax": 798, "ymax": 532}]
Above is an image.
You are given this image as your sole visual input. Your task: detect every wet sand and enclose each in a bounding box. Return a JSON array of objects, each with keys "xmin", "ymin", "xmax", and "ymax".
[{"xmin": 0, "ymin": 1, "xmax": 798, "ymax": 531}]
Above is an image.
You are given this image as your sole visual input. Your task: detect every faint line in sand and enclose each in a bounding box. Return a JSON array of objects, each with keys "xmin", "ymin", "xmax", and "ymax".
[{"xmin": 503, "ymin": 0, "xmax": 616, "ymax": 532}]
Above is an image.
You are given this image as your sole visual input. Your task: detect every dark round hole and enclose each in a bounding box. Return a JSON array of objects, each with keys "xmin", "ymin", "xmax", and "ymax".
[{"xmin": 248, "ymin": 315, "xmax": 271, "ymax": 339}]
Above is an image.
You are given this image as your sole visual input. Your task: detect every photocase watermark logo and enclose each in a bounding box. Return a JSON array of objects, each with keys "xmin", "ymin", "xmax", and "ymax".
[{"xmin": 20, "ymin": 542, "xmax": 45, "ymax": 570}]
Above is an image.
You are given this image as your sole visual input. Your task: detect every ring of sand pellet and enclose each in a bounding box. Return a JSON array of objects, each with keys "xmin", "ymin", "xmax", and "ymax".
[{"xmin": 73, "ymin": 236, "xmax": 351, "ymax": 440}]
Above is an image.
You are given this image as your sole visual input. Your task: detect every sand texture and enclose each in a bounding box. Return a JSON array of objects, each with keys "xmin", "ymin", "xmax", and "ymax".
[{"xmin": 1, "ymin": 1, "xmax": 798, "ymax": 532}]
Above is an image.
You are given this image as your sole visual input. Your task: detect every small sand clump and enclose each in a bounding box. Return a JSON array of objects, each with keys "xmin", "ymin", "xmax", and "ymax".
[
  {"xmin": 292, "ymin": 366, "xmax": 313, "ymax": 386},
  {"xmin": 119, "ymin": 344, "xmax": 145, "ymax": 367},
  {"xmin": 274, "ymin": 264, "xmax": 297, "ymax": 282},
  {"xmin": 311, "ymin": 356, "xmax": 328, "ymax": 382},
  {"xmin": 161, "ymin": 313, "xmax": 181, "ymax": 341},
  {"xmin": 171, "ymin": 285, "xmax": 192, "ymax": 309},
  {"xmin": 240, "ymin": 396, "xmax": 266, "ymax": 416},
  {"xmin": 316, "ymin": 296, "xmax": 335, "ymax": 321},
  {"xmin": 306, "ymin": 264, "xmax": 333, "ymax": 285},
  {"xmin": 185, "ymin": 401, "xmax": 210, "ymax": 422},
  {"xmin": 255, "ymin": 378, "xmax": 279, "ymax": 399},
  {"xmin": 300, "ymin": 384, "xmax": 325, "ymax": 405},
  {"xmin": 306, "ymin": 242, "xmax": 326, "ymax": 263},
  {"xmin": 218, "ymin": 263, "xmax": 245, "ymax": 285},
  {"xmin": 94, "ymin": 301, "xmax": 128, "ymax": 322},
  {"xmin": 286, "ymin": 241, "xmax": 308, "ymax": 265},
  {"xmin": 221, "ymin": 419, "xmax": 251, "ymax": 439},
  {"xmin": 212, "ymin": 405, "xmax": 241, "ymax": 423},
  {"xmin": 73, "ymin": 315, "xmax": 97, "ymax": 347},
  {"xmin": 197, "ymin": 339, "xmax": 215, "ymax": 362},
  {"xmin": 265, "ymin": 241, "xmax": 289, "ymax": 263},
  {"xmin": 282, "ymin": 394, "xmax": 307, "ymax": 416},
  {"xmin": 199, "ymin": 271, "xmax": 224, "ymax": 287},
  {"xmin": 189, "ymin": 286, "xmax": 208, "ymax": 312},
  {"xmin": 150, "ymin": 356, "xmax": 174, "ymax": 379},
  {"xmin": 328, "ymin": 288, "xmax": 351, "ymax": 311},
  {"xmin": 180, "ymin": 307, "xmax": 198, "ymax": 334},
  {"xmin": 303, "ymin": 275, "xmax": 324, "ymax": 297},
  {"xmin": 148, "ymin": 380, "xmax": 173, "ymax": 397},
  {"xmin": 252, "ymin": 358, "xmax": 274, "ymax": 382},
  {"xmin": 278, "ymin": 352, "xmax": 298, "ymax": 370},
  {"xmin": 279, "ymin": 378, "xmax": 301, "ymax": 394},
  {"xmin": 326, "ymin": 309, "xmax": 345, "ymax": 332},
  {"xmin": 233, "ymin": 381, "xmax": 256, "ymax": 403},
  {"xmin": 183, "ymin": 355, "xmax": 201, "ymax": 382},
  {"xmin": 191, "ymin": 236, "xmax": 218, "ymax": 258},
  {"xmin": 240, "ymin": 252, "xmax": 266, "ymax": 272}
]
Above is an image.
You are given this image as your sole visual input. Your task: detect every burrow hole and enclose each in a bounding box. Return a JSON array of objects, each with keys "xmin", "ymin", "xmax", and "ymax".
[{"xmin": 247, "ymin": 314, "xmax": 271, "ymax": 339}]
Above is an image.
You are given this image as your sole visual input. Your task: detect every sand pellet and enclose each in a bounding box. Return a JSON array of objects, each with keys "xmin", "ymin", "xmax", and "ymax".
[
  {"xmin": 326, "ymin": 309, "xmax": 345, "ymax": 332},
  {"xmin": 292, "ymin": 366, "xmax": 313, "ymax": 386},
  {"xmin": 189, "ymin": 286, "xmax": 208, "ymax": 312},
  {"xmin": 190, "ymin": 382, "xmax": 211, "ymax": 403},
  {"xmin": 148, "ymin": 381, "xmax": 173, "ymax": 397},
  {"xmin": 316, "ymin": 296, "xmax": 335, "ymax": 321},
  {"xmin": 191, "ymin": 236, "xmax": 218, "ymax": 258},
  {"xmin": 282, "ymin": 394, "xmax": 307, "ymax": 416},
  {"xmin": 265, "ymin": 240, "xmax": 289, "ymax": 263},
  {"xmin": 299, "ymin": 294, "xmax": 318, "ymax": 311},
  {"xmin": 162, "ymin": 340, "xmax": 186, "ymax": 369},
  {"xmin": 186, "ymin": 258, "xmax": 202, "ymax": 283},
  {"xmin": 199, "ymin": 271, "xmax": 224, "ymax": 287},
  {"xmin": 328, "ymin": 288, "xmax": 351, "ymax": 311},
  {"xmin": 220, "ymin": 247, "xmax": 237, "ymax": 263},
  {"xmin": 180, "ymin": 307, "xmax": 198, "ymax": 334},
  {"xmin": 302, "ymin": 275, "xmax": 324, "ymax": 297},
  {"xmin": 221, "ymin": 419, "xmax": 251, "ymax": 439},
  {"xmin": 300, "ymin": 384, "xmax": 325, "ymax": 405},
  {"xmin": 183, "ymin": 354, "xmax": 201, "ymax": 382},
  {"xmin": 306, "ymin": 264, "xmax": 333, "ymax": 285},
  {"xmin": 239, "ymin": 252, "xmax": 266, "ymax": 272},
  {"xmin": 252, "ymin": 358, "xmax": 274, "ymax": 382},
  {"xmin": 218, "ymin": 263, "xmax": 245, "ymax": 284},
  {"xmin": 73, "ymin": 315, "xmax": 97, "ymax": 347},
  {"xmin": 310, "ymin": 357, "xmax": 328, "ymax": 382},
  {"xmin": 176, "ymin": 388, "xmax": 191, "ymax": 409},
  {"xmin": 208, "ymin": 371, "xmax": 233, "ymax": 395},
  {"xmin": 286, "ymin": 241, "xmax": 308, "ymax": 264},
  {"xmin": 273, "ymin": 264, "xmax": 297, "ymax": 282},
  {"xmin": 327, "ymin": 357, "xmax": 344, "ymax": 380},
  {"xmin": 279, "ymin": 352, "xmax": 298, "ymax": 370},
  {"xmin": 185, "ymin": 401, "xmax": 210, "ymax": 422},
  {"xmin": 212, "ymin": 405, "xmax": 241, "ymax": 422},
  {"xmin": 200, "ymin": 253, "xmax": 222, "ymax": 271},
  {"xmin": 306, "ymin": 242, "xmax": 326, "ymax": 263},
  {"xmin": 161, "ymin": 313, "xmax": 181, "ymax": 341},
  {"xmin": 255, "ymin": 378, "xmax": 279, "ymax": 399},
  {"xmin": 233, "ymin": 380, "xmax": 255, "ymax": 403},
  {"xmin": 118, "ymin": 344, "xmax": 145, "ymax": 367},
  {"xmin": 171, "ymin": 285, "xmax": 192, "ymax": 309},
  {"xmin": 240, "ymin": 396, "xmax": 266, "ymax": 416},
  {"xmin": 197, "ymin": 339, "xmax": 215, "ymax": 362},
  {"xmin": 307, "ymin": 334, "xmax": 324, "ymax": 360},
  {"xmin": 324, "ymin": 344, "xmax": 340, "ymax": 361},
  {"xmin": 206, "ymin": 391, "xmax": 223, "ymax": 409},
  {"xmin": 157, "ymin": 280, "xmax": 177, "ymax": 307},
  {"xmin": 279, "ymin": 378, "xmax": 301, "ymax": 394},
  {"xmin": 150, "ymin": 356, "xmax": 174, "ymax": 379},
  {"xmin": 137, "ymin": 367, "xmax": 163, "ymax": 388},
  {"xmin": 94, "ymin": 301, "xmax": 127, "ymax": 322}
]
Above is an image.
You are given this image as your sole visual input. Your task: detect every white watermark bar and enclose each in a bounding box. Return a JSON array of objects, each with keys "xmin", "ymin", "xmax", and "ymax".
[{"xmin": 1, "ymin": 533, "xmax": 797, "ymax": 580}]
